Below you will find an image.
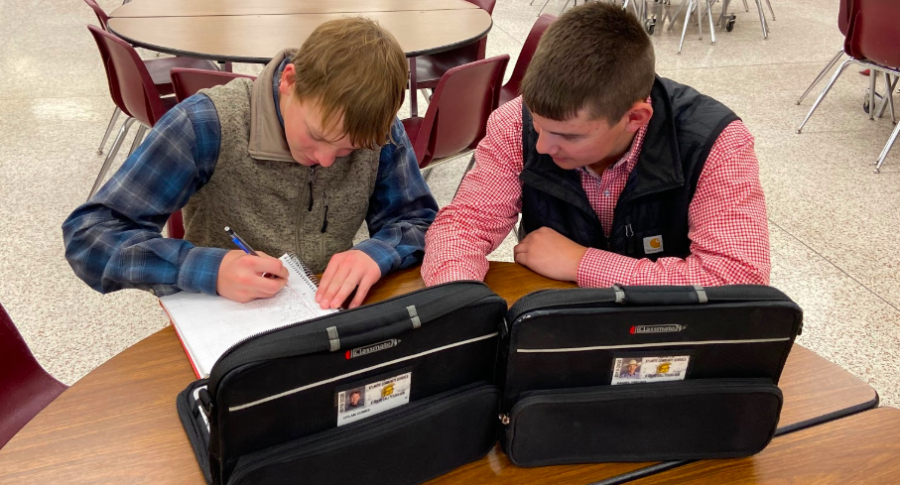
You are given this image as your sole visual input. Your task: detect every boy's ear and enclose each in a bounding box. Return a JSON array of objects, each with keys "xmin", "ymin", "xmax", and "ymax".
[
  {"xmin": 623, "ymin": 100, "xmax": 653, "ymax": 134},
  {"xmin": 279, "ymin": 63, "xmax": 296, "ymax": 96}
]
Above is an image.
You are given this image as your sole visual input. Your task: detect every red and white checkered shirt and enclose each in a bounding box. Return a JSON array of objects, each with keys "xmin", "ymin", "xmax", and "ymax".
[{"xmin": 422, "ymin": 96, "xmax": 770, "ymax": 287}]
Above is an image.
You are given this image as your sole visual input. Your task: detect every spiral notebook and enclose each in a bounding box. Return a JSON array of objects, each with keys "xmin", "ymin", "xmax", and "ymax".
[{"xmin": 161, "ymin": 253, "xmax": 337, "ymax": 378}]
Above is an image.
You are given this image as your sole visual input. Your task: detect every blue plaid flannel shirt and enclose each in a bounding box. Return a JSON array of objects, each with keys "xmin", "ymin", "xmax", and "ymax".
[{"xmin": 63, "ymin": 77, "xmax": 437, "ymax": 297}]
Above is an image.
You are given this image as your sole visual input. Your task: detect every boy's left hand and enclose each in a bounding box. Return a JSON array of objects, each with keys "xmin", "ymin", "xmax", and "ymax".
[
  {"xmin": 316, "ymin": 250, "xmax": 382, "ymax": 310},
  {"xmin": 513, "ymin": 227, "xmax": 587, "ymax": 282}
]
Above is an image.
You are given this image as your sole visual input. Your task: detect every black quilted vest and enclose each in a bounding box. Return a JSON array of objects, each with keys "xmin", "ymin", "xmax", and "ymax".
[{"xmin": 519, "ymin": 77, "xmax": 739, "ymax": 260}]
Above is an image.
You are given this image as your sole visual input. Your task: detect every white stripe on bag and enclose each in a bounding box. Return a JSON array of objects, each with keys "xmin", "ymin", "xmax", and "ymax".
[
  {"xmin": 228, "ymin": 332, "xmax": 498, "ymax": 412},
  {"xmin": 516, "ymin": 337, "xmax": 791, "ymax": 353}
]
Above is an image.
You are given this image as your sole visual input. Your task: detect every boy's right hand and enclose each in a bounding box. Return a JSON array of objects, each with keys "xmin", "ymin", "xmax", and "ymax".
[{"xmin": 216, "ymin": 250, "xmax": 289, "ymax": 302}]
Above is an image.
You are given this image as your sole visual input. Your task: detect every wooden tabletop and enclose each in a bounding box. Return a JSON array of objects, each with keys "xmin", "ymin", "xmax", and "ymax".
[
  {"xmin": 626, "ymin": 407, "xmax": 900, "ymax": 484},
  {"xmin": 106, "ymin": 0, "xmax": 492, "ymax": 63},
  {"xmin": 0, "ymin": 263, "xmax": 878, "ymax": 484},
  {"xmin": 111, "ymin": 0, "xmax": 478, "ymax": 18}
]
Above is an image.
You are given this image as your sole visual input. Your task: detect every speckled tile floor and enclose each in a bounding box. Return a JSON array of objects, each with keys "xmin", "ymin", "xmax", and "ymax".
[{"xmin": 1, "ymin": 0, "xmax": 898, "ymax": 408}]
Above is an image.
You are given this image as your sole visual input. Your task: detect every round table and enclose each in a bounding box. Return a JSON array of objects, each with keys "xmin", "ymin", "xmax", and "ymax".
[
  {"xmin": 0, "ymin": 262, "xmax": 880, "ymax": 484},
  {"xmin": 107, "ymin": 0, "xmax": 493, "ymax": 63}
]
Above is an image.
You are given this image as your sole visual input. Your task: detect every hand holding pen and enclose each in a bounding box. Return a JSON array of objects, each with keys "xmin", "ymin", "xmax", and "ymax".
[{"xmin": 215, "ymin": 227, "xmax": 290, "ymax": 303}]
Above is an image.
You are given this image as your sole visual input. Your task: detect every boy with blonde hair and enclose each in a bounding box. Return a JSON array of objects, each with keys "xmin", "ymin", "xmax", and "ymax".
[{"xmin": 64, "ymin": 18, "xmax": 437, "ymax": 308}]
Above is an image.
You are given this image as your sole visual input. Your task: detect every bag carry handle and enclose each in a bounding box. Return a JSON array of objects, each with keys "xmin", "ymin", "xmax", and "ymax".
[{"xmin": 615, "ymin": 285, "xmax": 709, "ymax": 306}]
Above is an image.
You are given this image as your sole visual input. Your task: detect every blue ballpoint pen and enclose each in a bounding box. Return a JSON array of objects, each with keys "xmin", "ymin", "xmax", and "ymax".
[{"xmin": 224, "ymin": 226, "xmax": 282, "ymax": 280}]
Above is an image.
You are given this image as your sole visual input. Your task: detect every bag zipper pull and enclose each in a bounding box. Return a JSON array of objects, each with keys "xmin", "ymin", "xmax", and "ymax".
[
  {"xmin": 307, "ymin": 167, "xmax": 317, "ymax": 211},
  {"xmin": 499, "ymin": 413, "xmax": 510, "ymax": 425},
  {"xmin": 625, "ymin": 223, "xmax": 635, "ymax": 255}
]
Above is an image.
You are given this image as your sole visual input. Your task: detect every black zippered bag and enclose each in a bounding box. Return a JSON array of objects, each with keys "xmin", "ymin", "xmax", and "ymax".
[
  {"xmin": 176, "ymin": 282, "xmax": 507, "ymax": 485},
  {"xmin": 499, "ymin": 285, "xmax": 803, "ymax": 466}
]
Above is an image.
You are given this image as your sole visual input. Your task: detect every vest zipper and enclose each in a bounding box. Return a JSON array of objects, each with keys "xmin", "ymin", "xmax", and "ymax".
[
  {"xmin": 625, "ymin": 223, "xmax": 635, "ymax": 255},
  {"xmin": 307, "ymin": 166, "xmax": 317, "ymax": 211},
  {"xmin": 319, "ymin": 189, "xmax": 328, "ymax": 264}
]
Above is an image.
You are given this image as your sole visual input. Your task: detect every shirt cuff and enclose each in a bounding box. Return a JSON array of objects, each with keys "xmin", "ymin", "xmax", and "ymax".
[
  {"xmin": 576, "ymin": 248, "xmax": 639, "ymax": 288},
  {"xmin": 353, "ymin": 238, "xmax": 399, "ymax": 277},
  {"xmin": 177, "ymin": 246, "xmax": 229, "ymax": 295}
]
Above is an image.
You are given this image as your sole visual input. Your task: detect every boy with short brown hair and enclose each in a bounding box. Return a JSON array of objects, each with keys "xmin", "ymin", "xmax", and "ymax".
[
  {"xmin": 422, "ymin": 3, "xmax": 770, "ymax": 287},
  {"xmin": 64, "ymin": 18, "xmax": 438, "ymax": 308}
]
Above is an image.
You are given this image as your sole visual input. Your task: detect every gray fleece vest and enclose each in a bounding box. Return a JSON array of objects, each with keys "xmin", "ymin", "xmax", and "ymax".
[{"xmin": 181, "ymin": 52, "xmax": 381, "ymax": 273}]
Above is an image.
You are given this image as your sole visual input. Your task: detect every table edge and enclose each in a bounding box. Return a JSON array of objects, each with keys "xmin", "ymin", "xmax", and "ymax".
[{"xmin": 107, "ymin": 15, "xmax": 493, "ymax": 63}]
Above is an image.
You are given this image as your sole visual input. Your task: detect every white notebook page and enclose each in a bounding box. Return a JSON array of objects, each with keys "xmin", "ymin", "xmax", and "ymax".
[{"xmin": 162, "ymin": 254, "xmax": 336, "ymax": 378}]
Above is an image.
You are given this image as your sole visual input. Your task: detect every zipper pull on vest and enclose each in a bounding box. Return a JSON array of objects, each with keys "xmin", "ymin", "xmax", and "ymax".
[
  {"xmin": 307, "ymin": 167, "xmax": 317, "ymax": 211},
  {"xmin": 625, "ymin": 224, "xmax": 635, "ymax": 255}
]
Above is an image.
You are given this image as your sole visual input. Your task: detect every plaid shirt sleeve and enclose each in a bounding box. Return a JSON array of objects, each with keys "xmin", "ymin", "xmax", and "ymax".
[
  {"xmin": 353, "ymin": 119, "xmax": 438, "ymax": 276},
  {"xmin": 421, "ymin": 99, "xmax": 525, "ymax": 285},
  {"xmin": 577, "ymin": 121, "xmax": 771, "ymax": 287},
  {"xmin": 62, "ymin": 94, "xmax": 225, "ymax": 297}
]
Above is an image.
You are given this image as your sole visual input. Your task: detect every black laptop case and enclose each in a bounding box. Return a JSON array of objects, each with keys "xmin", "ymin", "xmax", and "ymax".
[
  {"xmin": 177, "ymin": 281, "xmax": 507, "ymax": 485},
  {"xmin": 499, "ymin": 284, "xmax": 803, "ymax": 466}
]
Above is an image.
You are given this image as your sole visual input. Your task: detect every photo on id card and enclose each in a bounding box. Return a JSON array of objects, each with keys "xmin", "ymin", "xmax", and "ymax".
[
  {"xmin": 611, "ymin": 354, "xmax": 691, "ymax": 385},
  {"xmin": 335, "ymin": 368, "xmax": 412, "ymax": 426}
]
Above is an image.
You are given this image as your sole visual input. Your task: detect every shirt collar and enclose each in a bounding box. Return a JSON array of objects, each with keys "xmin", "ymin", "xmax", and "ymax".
[{"xmin": 273, "ymin": 58, "xmax": 289, "ymax": 130}]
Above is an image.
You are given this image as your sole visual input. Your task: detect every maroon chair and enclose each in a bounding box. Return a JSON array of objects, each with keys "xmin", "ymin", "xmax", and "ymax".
[
  {"xmin": 87, "ymin": 24, "xmax": 178, "ymax": 200},
  {"xmin": 170, "ymin": 68, "xmax": 257, "ymax": 103},
  {"xmin": 409, "ymin": 0, "xmax": 496, "ymax": 114},
  {"xmin": 84, "ymin": 0, "xmax": 225, "ymax": 156},
  {"xmin": 402, "ymin": 55, "xmax": 509, "ymax": 171},
  {"xmin": 498, "ymin": 14, "xmax": 556, "ymax": 107},
  {"xmin": 845, "ymin": 0, "xmax": 900, "ymax": 172},
  {"xmin": 0, "ymin": 303, "xmax": 67, "ymax": 449},
  {"xmin": 166, "ymin": 68, "xmax": 258, "ymax": 238}
]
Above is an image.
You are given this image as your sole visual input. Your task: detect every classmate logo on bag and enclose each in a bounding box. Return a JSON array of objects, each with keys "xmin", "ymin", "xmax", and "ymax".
[
  {"xmin": 345, "ymin": 339, "xmax": 401, "ymax": 359},
  {"xmin": 630, "ymin": 324, "xmax": 686, "ymax": 334}
]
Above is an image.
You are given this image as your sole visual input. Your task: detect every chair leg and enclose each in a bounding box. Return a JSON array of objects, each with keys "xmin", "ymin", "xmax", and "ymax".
[
  {"xmin": 127, "ymin": 124, "xmax": 148, "ymax": 158},
  {"xmin": 796, "ymin": 58, "xmax": 855, "ymax": 134},
  {"xmin": 797, "ymin": 50, "xmax": 845, "ymax": 105},
  {"xmin": 408, "ymin": 57, "xmax": 419, "ymax": 118},
  {"xmin": 877, "ymin": 73, "xmax": 898, "ymax": 123},
  {"xmin": 875, "ymin": 119, "xmax": 900, "ymax": 173},
  {"xmin": 868, "ymin": 69, "xmax": 878, "ymax": 121},
  {"xmin": 558, "ymin": 0, "xmax": 573, "ymax": 15},
  {"xmin": 742, "ymin": 0, "xmax": 749, "ymax": 11},
  {"xmin": 753, "ymin": 0, "xmax": 768, "ymax": 39},
  {"xmin": 751, "ymin": 0, "xmax": 768, "ymax": 39},
  {"xmin": 763, "ymin": 0, "xmax": 774, "ymax": 20},
  {"xmin": 706, "ymin": 0, "xmax": 716, "ymax": 44},
  {"xmin": 678, "ymin": 0, "xmax": 694, "ymax": 53},
  {"xmin": 88, "ymin": 117, "xmax": 136, "ymax": 201},
  {"xmin": 668, "ymin": 0, "xmax": 688, "ymax": 32},
  {"xmin": 696, "ymin": 0, "xmax": 703, "ymax": 41},
  {"xmin": 537, "ymin": 0, "xmax": 553, "ymax": 16},
  {"xmin": 97, "ymin": 107, "xmax": 122, "ymax": 155}
]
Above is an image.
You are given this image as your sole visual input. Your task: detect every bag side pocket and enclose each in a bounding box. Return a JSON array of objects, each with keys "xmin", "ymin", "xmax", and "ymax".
[
  {"xmin": 504, "ymin": 378, "xmax": 782, "ymax": 466},
  {"xmin": 227, "ymin": 382, "xmax": 499, "ymax": 485}
]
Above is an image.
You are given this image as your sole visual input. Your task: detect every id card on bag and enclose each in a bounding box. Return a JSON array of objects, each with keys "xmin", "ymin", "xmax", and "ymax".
[
  {"xmin": 611, "ymin": 355, "xmax": 690, "ymax": 385},
  {"xmin": 336, "ymin": 371, "xmax": 412, "ymax": 426}
]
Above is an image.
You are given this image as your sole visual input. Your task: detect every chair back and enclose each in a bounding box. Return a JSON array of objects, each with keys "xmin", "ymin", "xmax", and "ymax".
[
  {"xmin": 500, "ymin": 14, "xmax": 556, "ymax": 105},
  {"xmin": 845, "ymin": 0, "xmax": 900, "ymax": 68},
  {"xmin": 0, "ymin": 304, "xmax": 67, "ymax": 448},
  {"xmin": 412, "ymin": 55, "xmax": 509, "ymax": 168},
  {"xmin": 88, "ymin": 25, "xmax": 168, "ymax": 127},
  {"xmin": 83, "ymin": 0, "xmax": 109, "ymax": 30},
  {"xmin": 171, "ymin": 68, "xmax": 257, "ymax": 103}
]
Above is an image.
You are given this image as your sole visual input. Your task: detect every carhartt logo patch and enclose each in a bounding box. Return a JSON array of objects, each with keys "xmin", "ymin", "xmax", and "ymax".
[{"xmin": 643, "ymin": 236, "xmax": 664, "ymax": 254}]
